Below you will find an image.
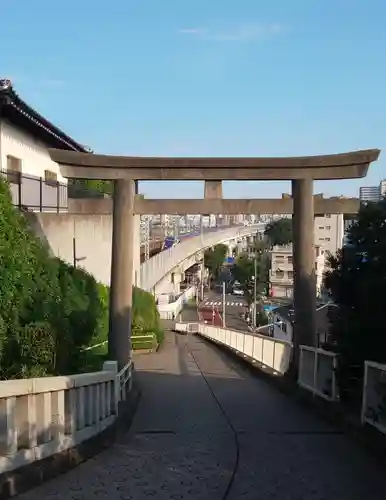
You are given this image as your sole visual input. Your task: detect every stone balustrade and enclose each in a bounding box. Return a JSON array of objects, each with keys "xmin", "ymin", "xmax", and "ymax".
[{"xmin": 0, "ymin": 360, "xmax": 132, "ymax": 475}]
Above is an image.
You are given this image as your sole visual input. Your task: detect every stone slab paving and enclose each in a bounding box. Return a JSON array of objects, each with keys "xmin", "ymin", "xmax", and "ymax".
[{"xmin": 19, "ymin": 331, "xmax": 386, "ymax": 499}]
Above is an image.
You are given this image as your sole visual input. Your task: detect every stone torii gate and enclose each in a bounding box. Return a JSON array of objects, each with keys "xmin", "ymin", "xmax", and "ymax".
[{"xmin": 49, "ymin": 148, "xmax": 380, "ymax": 369}]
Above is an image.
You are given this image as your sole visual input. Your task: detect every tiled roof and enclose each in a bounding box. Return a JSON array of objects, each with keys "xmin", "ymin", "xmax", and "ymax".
[{"xmin": 0, "ymin": 78, "xmax": 90, "ymax": 152}]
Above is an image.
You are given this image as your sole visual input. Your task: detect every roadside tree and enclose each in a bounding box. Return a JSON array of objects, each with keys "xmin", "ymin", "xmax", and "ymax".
[
  {"xmin": 324, "ymin": 198, "xmax": 386, "ymax": 406},
  {"xmin": 264, "ymin": 218, "xmax": 293, "ymax": 247}
]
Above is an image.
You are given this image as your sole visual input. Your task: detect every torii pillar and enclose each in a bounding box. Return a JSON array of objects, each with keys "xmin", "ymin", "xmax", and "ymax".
[
  {"xmin": 109, "ymin": 179, "xmax": 136, "ymax": 369},
  {"xmin": 292, "ymin": 179, "xmax": 316, "ymax": 356}
]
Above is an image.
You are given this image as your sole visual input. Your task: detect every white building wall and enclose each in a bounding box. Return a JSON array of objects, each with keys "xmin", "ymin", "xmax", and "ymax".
[
  {"xmin": 0, "ymin": 120, "xmax": 68, "ymax": 212},
  {"xmin": 0, "ymin": 120, "xmax": 67, "ymax": 182},
  {"xmin": 314, "ymin": 214, "xmax": 344, "ymax": 256},
  {"xmin": 380, "ymin": 180, "xmax": 386, "ymax": 197}
]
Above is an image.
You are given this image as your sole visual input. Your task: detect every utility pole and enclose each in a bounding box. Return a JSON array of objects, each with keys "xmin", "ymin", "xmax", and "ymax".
[
  {"xmin": 222, "ymin": 281, "xmax": 226, "ymax": 328},
  {"xmin": 200, "ymin": 215, "xmax": 205, "ymax": 300},
  {"xmin": 253, "ymin": 256, "xmax": 257, "ymax": 329},
  {"xmin": 73, "ymin": 236, "xmax": 77, "ymax": 268}
]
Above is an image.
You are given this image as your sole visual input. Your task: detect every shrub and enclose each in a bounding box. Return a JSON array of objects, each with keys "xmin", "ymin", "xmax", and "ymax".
[
  {"xmin": 0, "ymin": 177, "xmax": 163, "ymax": 378},
  {"xmin": 132, "ymin": 287, "xmax": 160, "ymax": 331},
  {"xmin": 0, "ymin": 177, "xmax": 110, "ymax": 378}
]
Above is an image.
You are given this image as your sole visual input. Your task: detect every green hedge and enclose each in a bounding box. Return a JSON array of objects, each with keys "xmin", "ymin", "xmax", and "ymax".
[
  {"xmin": 0, "ymin": 177, "xmax": 163, "ymax": 378},
  {"xmin": 131, "ymin": 333, "xmax": 158, "ymax": 351},
  {"xmin": 132, "ymin": 287, "xmax": 163, "ymax": 344}
]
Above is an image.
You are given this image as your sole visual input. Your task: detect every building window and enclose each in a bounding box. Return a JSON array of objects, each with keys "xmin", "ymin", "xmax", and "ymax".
[
  {"xmin": 319, "ymin": 226, "xmax": 324, "ymax": 230},
  {"xmin": 326, "ymin": 225, "xmax": 331, "ymax": 230},
  {"xmin": 6, "ymin": 155, "xmax": 22, "ymax": 184},
  {"xmin": 275, "ymin": 256, "xmax": 285, "ymax": 262},
  {"xmin": 319, "ymin": 237, "xmax": 324, "ymax": 241},
  {"xmin": 44, "ymin": 169, "xmax": 58, "ymax": 186},
  {"xmin": 288, "ymin": 271, "xmax": 293, "ymax": 279},
  {"xmin": 287, "ymin": 256, "xmax": 293, "ymax": 264},
  {"xmin": 325, "ymin": 214, "xmax": 331, "ymax": 218},
  {"xmin": 325, "ymin": 237, "xmax": 331, "ymax": 242},
  {"xmin": 275, "ymin": 271, "xmax": 284, "ymax": 279}
]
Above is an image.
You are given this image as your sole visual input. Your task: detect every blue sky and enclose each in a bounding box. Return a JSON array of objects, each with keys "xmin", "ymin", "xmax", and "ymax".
[{"xmin": 2, "ymin": 0, "xmax": 386, "ymax": 199}]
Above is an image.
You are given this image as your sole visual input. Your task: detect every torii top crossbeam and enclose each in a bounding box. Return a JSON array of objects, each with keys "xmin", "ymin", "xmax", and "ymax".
[{"xmin": 49, "ymin": 149, "xmax": 380, "ymax": 181}]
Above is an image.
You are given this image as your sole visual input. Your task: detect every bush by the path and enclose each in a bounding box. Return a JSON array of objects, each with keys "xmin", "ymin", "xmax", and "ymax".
[
  {"xmin": 0, "ymin": 177, "xmax": 162, "ymax": 378},
  {"xmin": 0, "ymin": 178, "xmax": 108, "ymax": 377}
]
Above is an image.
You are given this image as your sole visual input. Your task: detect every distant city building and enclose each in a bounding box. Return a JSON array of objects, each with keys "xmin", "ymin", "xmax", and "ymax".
[
  {"xmin": 314, "ymin": 214, "xmax": 344, "ymax": 256},
  {"xmin": 359, "ymin": 180, "xmax": 386, "ymax": 203},
  {"xmin": 269, "ymin": 244, "xmax": 326, "ymax": 299}
]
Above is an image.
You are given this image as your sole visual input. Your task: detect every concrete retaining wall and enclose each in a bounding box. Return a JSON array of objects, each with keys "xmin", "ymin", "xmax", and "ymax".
[
  {"xmin": 28, "ymin": 212, "xmax": 141, "ymax": 286},
  {"xmin": 29, "ymin": 210, "xmax": 260, "ymax": 290}
]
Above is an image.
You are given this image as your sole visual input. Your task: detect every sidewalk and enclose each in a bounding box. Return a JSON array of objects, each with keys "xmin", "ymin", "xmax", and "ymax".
[{"xmin": 19, "ymin": 331, "xmax": 386, "ymax": 499}]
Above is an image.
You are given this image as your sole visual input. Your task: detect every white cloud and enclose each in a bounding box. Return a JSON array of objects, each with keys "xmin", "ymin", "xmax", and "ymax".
[
  {"xmin": 178, "ymin": 28, "xmax": 205, "ymax": 35},
  {"xmin": 178, "ymin": 23, "xmax": 284, "ymax": 42}
]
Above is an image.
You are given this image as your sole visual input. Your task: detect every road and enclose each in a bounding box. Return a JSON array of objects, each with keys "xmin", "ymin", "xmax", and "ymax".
[{"xmin": 200, "ymin": 290, "xmax": 250, "ymax": 331}]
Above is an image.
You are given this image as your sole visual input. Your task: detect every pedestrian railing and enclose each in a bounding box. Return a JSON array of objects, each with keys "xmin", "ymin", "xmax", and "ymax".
[
  {"xmin": 0, "ymin": 360, "xmax": 133, "ymax": 474},
  {"xmin": 175, "ymin": 322, "xmax": 292, "ymax": 374},
  {"xmin": 298, "ymin": 346, "xmax": 338, "ymax": 401},
  {"xmin": 117, "ymin": 361, "xmax": 133, "ymax": 402},
  {"xmin": 157, "ymin": 286, "xmax": 196, "ymax": 320},
  {"xmin": 199, "ymin": 324, "xmax": 292, "ymax": 374},
  {"xmin": 175, "ymin": 322, "xmax": 199, "ymax": 333},
  {"xmin": 361, "ymin": 361, "xmax": 386, "ymax": 435}
]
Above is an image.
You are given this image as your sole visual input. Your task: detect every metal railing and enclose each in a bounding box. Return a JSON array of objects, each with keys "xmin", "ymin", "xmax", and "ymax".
[
  {"xmin": 298, "ymin": 345, "xmax": 338, "ymax": 401},
  {"xmin": 1, "ymin": 169, "xmax": 68, "ymax": 212},
  {"xmin": 361, "ymin": 361, "xmax": 386, "ymax": 435}
]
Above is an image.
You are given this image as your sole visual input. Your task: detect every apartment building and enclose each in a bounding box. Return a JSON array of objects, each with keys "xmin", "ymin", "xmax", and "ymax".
[
  {"xmin": 269, "ymin": 244, "xmax": 326, "ymax": 299},
  {"xmin": 359, "ymin": 180, "xmax": 386, "ymax": 203},
  {"xmin": 314, "ymin": 213, "xmax": 344, "ymax": 256}
]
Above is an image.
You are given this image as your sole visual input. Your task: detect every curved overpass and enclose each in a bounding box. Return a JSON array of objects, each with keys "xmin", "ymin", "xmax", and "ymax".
[{"xmin": 138, "ymin": 224, "xmax": 264, "ymax": 291}]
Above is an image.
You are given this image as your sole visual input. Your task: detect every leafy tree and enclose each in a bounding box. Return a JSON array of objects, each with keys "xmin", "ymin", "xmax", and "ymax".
[
  {"xmin": 204, "ymin": 244, "xmax": 228, "ymax": 280},
  {"xmin": 324, "ymin": 198, "xmax": 386, "ymax": 406},
  {"xmin": 233, "ymin": 251, "xmax": 270, "ymax": 304},
  {"xmin": 264, "ymin": 218, "xmax": 293, "ymax": 247},
  {"xmin": 233, "ymin": 253, "xmax": 255, "ymax": 287},
  {"xmin": 0, "ymin": 176, "xmax": 163, "ymax": 378},
  {"xmin": 70, "ymin": 179, "xmax": 113, "ymax": 196}
]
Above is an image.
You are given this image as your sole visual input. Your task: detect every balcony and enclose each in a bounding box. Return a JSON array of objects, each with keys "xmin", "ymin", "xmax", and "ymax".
[{"xmin": 269, "ymin": 271, "xmax": 293, "ymax": 286}]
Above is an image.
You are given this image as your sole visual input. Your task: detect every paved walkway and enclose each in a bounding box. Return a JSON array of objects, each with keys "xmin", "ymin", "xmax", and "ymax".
[{"xmin": 19, "ymin": 332, "xmax": 386, "ymax": 499}]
